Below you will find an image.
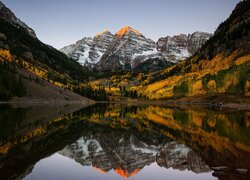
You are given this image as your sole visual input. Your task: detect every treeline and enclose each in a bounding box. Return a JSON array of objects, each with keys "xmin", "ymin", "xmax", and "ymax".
[
  {"xmin": 0, "ymin": 60, "xmax": 25, "ymax": 100},
  {"xmin": 74, "ymin": 85, "xmax": 108, "ymax": 101},
  {"xmin": 171, "ymin": 60, "xmax": 250, "ymax": 97},
  {"xmin": 119, "ymin": 86, "xmax": 138, "ymax": 99}
]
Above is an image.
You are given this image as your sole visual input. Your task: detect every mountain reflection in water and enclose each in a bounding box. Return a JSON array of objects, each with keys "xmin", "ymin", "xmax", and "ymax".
[{"xmin": 0, "ymin": 103, "xmax": 249, "ymax": 180}]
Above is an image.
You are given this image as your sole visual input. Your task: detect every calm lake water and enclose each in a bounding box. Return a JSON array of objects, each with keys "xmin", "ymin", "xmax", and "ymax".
[{"xmin": 0, "ymin": 103, "xmax": 249, "ymax": 180}]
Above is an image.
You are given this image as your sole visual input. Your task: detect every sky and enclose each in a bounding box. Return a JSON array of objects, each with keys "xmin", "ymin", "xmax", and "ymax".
[{"xmin": 2, "ymin": 0, "xmax": 240, "ymax": 49}]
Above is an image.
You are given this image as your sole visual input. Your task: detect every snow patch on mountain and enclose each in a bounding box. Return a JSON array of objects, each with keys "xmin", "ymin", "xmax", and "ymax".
[
  {"xmin": 60, "ymin": 27, "xmax": 212, "ymax": 71},
  {"xmin": 157, "ymin": 32, "xmax": 213, "ymax": 63},
  {"xmin": 60, "ymin": 31, "xmax": 114, "ymax": 68},
  {"xmin": 98, "ymin": 26, "xmax": 156, "ymax": 70},
  {"xmin": 132, "ymin": 49, "xmax": 158, "ymax": 59},
  {"xmin": 59, "ymin": 134, "xmax": 210, "ymax": 176}
]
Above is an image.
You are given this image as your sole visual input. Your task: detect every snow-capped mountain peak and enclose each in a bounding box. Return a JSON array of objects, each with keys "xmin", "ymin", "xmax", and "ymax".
[
  {"xmin": 97, "ymin": 26, "xmax": 156, "ymax": 70},
  {"xmin": 60, "ymin": 31, "xmax": 114, "ymax": 67},
  {"xmin": 60, "ymin": 134, "xmax": 210, "ymax": 178},
  {"xmin": 60, "ymin": 27, "xmax": 212, "ymax": 71}
]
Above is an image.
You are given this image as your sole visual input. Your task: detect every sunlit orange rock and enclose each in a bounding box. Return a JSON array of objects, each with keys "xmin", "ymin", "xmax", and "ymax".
[
  {"xmin": 115, "ymin": 26, "xmax": 141, "ymax": 38},
  {"xmin": 114, "ymin": 168, "xmax": 141, "ymax": 178}
]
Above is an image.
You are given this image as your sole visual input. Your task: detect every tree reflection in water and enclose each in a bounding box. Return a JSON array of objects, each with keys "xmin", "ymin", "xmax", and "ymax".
[{"xmin": 0, "ymin": 103, "xmax": 249, "ymax": 179}]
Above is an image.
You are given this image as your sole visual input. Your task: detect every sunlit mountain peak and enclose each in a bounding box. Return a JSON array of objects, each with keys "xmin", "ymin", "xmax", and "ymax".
[
  {"xmin": 116, "ymin": 26, "xmax": 141, "ymax": 38},
  {"xmin": 95, "ymin": 29, "xmax": 110, "ymax": 37}
]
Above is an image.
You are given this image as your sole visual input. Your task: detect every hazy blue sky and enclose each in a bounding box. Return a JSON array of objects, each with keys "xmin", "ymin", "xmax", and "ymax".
[{"xmin": 2, "ymin": 0, "xmax": 240, "ymax": 49}]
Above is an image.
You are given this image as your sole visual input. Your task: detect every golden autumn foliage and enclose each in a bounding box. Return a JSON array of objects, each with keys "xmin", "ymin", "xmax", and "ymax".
[
  {"xmin": 0, "ymin": 48, "xmax": 77, "ymax": 93},
  {"xmin": 73, "ymin": 49, "xmax": 249, "ymax": 100},
  {"xmin": 143, "ymin": 76, "xmax": 182, "ymax": 99},
  {"xmin": 140, "ymin": 50, "xmax": 250, "ymax": 99},
  {"xmin": 83, "ymin": 105, "xmax": 250, "ymax": 155},
  {"xmin": 140, "ymin": 106, "xmax": 250, "ymax": 154},
  {"xmin": 245, "ymin": 81, "xmax": 250, "ymax": 97},
  {"xmin": 0, "ymin": 143, "xmax": 11, "ymax": 154},
  {"xmin": 0, "ymin": 126, "xmax": 45, "ymax": 154},
  {"xmin": 1, "ymin": 103, "xmax": 250, "ymax": 162},
  {"xmin": 189, "ymin": 111, "xmax": 204, "ymax": 127},
  {"xmin": 207, "ymin": 80, "xmax": 217, "ymax": 93},
  {"xmin": 207, "ymin": 118, "xmax": 217, "ymax": 128},
  {"xmin": 143, "ymin": 111, "xmax": 182, "ymax": 130},
  {"xmin": 191, "ymin": 80, "xmax": 205, "ymax": 96},
  {"xmin": 0, "ymin": 49, "xmax": 13, "ymax": 62},
  {"xmin": 0, "ymin": 111, "xmax": 79, "ymax": 155},
  {"xmin": 235, "ymin": 55, "xmax": 250, "ymax": 66}
]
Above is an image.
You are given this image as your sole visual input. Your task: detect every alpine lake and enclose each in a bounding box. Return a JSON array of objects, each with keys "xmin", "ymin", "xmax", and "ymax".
[{"xmin": 0, "ymin": 102, "xmax": 249, "ymax": 180}]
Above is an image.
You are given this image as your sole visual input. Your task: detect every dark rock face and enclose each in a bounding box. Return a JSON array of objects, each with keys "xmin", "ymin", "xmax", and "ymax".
[
  {"xmin": 156, "ymin": 142, "xmax": 210, "ymax": 173},
  {"xmin": 132, "ymin": 32, "xmax": 212, "ymax": 71},
  {"xmin": 134, "ymin": 57, "xmax": 174, "ymax": 72},
  {"xmin": 157, "ymin": 34, "xmax": 188, "ymax": 53},
  {"xmin": 187, "ymin": 32, "xmax": 213, "ymax": 54},
  {"xmin": 201, "ymin": 0, "xmax": 250, "ymax": 58},
  {"xmin": 0, "ymin": 32, "xmax": 8, "ymax": 49},
  {"xmin": 156, "ymin": 32, "xmax": 213, "ymax": 62},
  {"xmin": 22, "ymin": 51, "xmax": 33, "ymax": 61},
  {"xmin": 0, "ymin": 1, "xmax": 36, "ymax": 38}
]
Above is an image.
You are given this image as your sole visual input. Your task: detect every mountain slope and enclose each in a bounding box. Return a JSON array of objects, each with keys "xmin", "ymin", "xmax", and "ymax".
[
  {"xmin": 60, "ymin": 31, "xmax": 115, "ymax": 68},
  {"xmin": 61, "ymin": 26, "xmax": 158, "ymax": 71},
  {"xmin": 0, "ymin": 18, "xmax": 90, "ymax": 81},
  {"xmin": 60, "ymin": 26, "xmax": 212, "ymax": 72},
  {"xmin": 0, "ymin": 1, "xmax": 36, "ymax": 38},
  {"xmin": 97, "ymin": 26, "xmax": 156, "ymax": 71},
  {"xmin": 0, "ymin": 1, "xmax": 92, "ymax": 102},
  {"xmin": 141, "ymin": 0, "xmax": 250, "ymax": 99}
]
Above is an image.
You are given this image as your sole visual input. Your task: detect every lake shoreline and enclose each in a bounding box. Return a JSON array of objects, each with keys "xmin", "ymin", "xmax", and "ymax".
[
  {"xmin": 0, "ymin": 95, "xmax": 249, "ymax": 110},
  {"xmin": 97, "ymin": 95, "xmax": 250, "ymax": 110},
  {"xmin": 97, "ymin": 101, "xmax": 250, "ymax": 110},
  {"xmin": 0, "ymin": 99, "xmax": 96, "ymax": 108}
]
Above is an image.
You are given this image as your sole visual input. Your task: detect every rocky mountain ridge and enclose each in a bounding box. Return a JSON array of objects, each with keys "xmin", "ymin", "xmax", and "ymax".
[
  {"xmin": 60, "ymin": 134, "xmax": 210, "ymax": 178},
  {"xmin": 60, "ymin": 31, "xmax": 114, "ymax": 68},
  {"xmin": 0, "ymin": 1, "xmax": 36, "ymax": 38},
  {"xmin": 98, "ymin": 26, "xmax": 156, "ymax": 71},
  {"xmin": 157, "ymin": 32, "xmax": 213, "ymax": 62},
  {"xmin": 0, "ymin": 1, "xmax": 92, "ymax": 101},
  {"xmin": 60, "ymin": 26, "xmax": 212, "ymax": 71},
  {"xmin": 140, "ymin": 0, "xmax": 250, "ymax": 99}
]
